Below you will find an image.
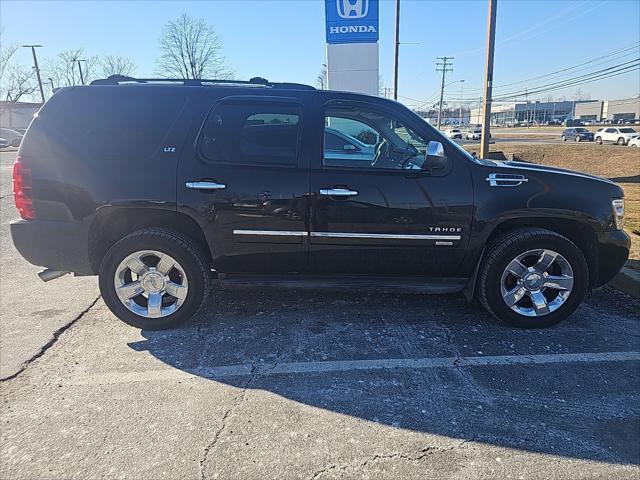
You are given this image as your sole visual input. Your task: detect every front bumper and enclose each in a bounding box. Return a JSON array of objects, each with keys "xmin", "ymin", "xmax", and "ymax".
[
  {"xmin": 594, "ymin": 229, "xmax": 630, "ymax": 287},
  {"xmin": 10, "ymin": 219, "xmax": 94, "ymax": 275}
]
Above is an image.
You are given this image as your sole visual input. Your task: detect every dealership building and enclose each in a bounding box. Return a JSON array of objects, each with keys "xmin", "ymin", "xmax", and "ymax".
[
  {"xmin": 470, "ymin": 100, "xmax": 589, "ymax": 126},
  {"xmin": 470, "ymin": 97, "xmax": 640, "ymax": 125},
  {"xmin": 573, "ymin": 98, "xmax": 640, "ymax": 122}
]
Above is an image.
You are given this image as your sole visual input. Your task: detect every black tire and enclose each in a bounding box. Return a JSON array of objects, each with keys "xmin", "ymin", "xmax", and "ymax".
[
  {"xmin": 561, "ymin": 135, "xmax": 566, "ymax": 142},
  {"xmin": 575, "ymin": 135, "xmax": 581, "ymax": 142},
  {"xmin": 617, "ymin": 137, "xmax": 626, "ymax": 146},
  {"xmin": 595, "ymin": 136, "xmax": 602, "ymax": 145},
  {"xmin": 99, "ymin": 228, "xmax": 209, "ymax": 330},
  {"xmin": 478, "ymin": 228, "xmax": 589, "ymax": 328}
]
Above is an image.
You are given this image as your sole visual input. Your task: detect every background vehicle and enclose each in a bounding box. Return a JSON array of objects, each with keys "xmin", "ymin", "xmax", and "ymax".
[
  {"xmin": 0, "ymin": 128, "xmax": 24, "ymax": 147},
  {"xmin": 324, "ymin": 127, "xmax": 375, "ymax": 165},
  {"xmin": 465, "ymin": 128, "xmax": 492, "ymax": 140},
  {"xmin": 595, "ymin": 127, "xmax": 639, "ymax": 145},
  {"xmin": 10, "ymin": 76, "xmax": 629, "ymax": 331},
  {"xmin": 0, "ymin": 138, "xmax": 9, "ymax": 149},
  {"xmin": 628, "ymin": 137, "xmax": 640, "ymax": 147},
  {"xmin": 466, "ymin": 129, "xmax": 481, "ymax": 140},
  {"xmin": 444, "ymin": 128, "xmax": 462, "ymax": 139},
  {"xmin": 561, "ymin": 128, "xmax": 594, "ymax": 142}
]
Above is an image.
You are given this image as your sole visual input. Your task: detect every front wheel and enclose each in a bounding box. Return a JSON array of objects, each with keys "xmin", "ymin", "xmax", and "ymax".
[
  {"xmin": 575, "ymin": 136, "xmax": 581, "ymax": 142},
  {"xmin": 99, "ymin": 228, "xmax": 209, "ymax": 330},
  {"xmin": 595, "ymin": 136, "xmax": 602, "ymax": 144},
  {"xmin": 478, "ymin": 228, "xmax": 588, "ymax": 328}
]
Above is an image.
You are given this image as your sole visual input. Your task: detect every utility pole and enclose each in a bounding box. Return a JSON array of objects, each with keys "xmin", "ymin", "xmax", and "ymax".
[
  {"xmin": 436, "ymin": 56, "xmax": 454, "ymax": 129},
  {"xmin": 393, "ymin": 0, "xmax": 400, "ymax": 100},
  {"xmin": 480, "ymin": 0, "xmax": 497, "ymax": 158},
  {"xmin": 23, "ymin": 45, "xmax": 45, "ymax": 103}
]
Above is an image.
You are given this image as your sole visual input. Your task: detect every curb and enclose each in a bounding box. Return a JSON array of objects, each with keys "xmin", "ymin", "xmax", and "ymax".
[{"xmin": 609, "ymin": 267, "xmax": 640, "ymax": 298}]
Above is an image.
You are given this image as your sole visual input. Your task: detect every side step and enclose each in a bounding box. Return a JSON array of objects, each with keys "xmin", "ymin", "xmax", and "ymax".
[{"xmin": 217, "ymin": 274, "xmax": 467, "ymax": 294}]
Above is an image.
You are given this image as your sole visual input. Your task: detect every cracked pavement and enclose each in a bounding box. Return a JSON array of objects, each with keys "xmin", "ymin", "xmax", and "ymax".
[
  {"xmin": 1, "ymin": 285, "xmax": 639, "ymax": 479},
  {"xmin": 1, "ymin": 150, "xmax": 639, "ymax": 479}
]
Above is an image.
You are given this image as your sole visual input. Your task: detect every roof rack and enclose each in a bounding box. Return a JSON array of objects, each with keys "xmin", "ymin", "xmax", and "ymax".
[{"xmin": 89, "ymin": 75, "xmax": 315, "ymax": 90}]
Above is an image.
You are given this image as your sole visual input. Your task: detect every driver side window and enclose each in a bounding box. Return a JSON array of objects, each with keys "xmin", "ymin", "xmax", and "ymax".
[{"xmin": 323, "ymin": 107, "xmax": 429, "ymax": 170}]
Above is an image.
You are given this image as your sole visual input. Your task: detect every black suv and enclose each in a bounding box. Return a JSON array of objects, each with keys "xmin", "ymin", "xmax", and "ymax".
[{"xmin": 11, "ymin": 76, "xmax": 629, "ymax": 330}]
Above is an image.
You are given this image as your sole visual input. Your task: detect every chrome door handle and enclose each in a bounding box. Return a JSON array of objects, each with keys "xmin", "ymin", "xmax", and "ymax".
[
  {"xmin": 185, "ymin": 181, "xmax": 226, "ymax": 190},
  {"xmin": 319, "ymin": 188, "xmax": 358, "ymax": 197}
]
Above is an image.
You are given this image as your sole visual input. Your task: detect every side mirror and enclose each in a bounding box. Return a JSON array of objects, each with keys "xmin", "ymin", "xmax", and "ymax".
[{"xmin": 424, "ymin": 141, "xmax": 448, "ymax": 172}]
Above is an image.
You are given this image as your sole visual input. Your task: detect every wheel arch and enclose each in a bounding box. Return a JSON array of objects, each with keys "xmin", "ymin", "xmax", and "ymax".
[
  {"xmin": 465, "ymin": 217, "xmax": 599, "ymax": 300},
  {"xmin": 88, "ymin": 207, "xmax": 212, "ymax": 274}
]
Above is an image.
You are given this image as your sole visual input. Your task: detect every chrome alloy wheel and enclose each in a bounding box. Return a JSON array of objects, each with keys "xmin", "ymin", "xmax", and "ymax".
[
  {"xmin": 500, "ymin": 249, "xmax": 574, "ymax": 317},
  {"xmin": 114, "ymin": 250, "xmax": 188, "ymax": 318}
]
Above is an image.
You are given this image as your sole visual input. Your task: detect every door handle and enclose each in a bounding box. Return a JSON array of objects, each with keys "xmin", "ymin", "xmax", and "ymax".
[
  {"xmin": 185, "ymin": 181, "xmax": 226, "ymax": 190},
  {"xmin": 319, "ymin": 188, "xmax": 358, "ymax": 197}
]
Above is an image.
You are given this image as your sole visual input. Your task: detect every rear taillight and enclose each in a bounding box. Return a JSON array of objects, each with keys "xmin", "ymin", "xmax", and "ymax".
[{"xmin": 13, "ymin": 156, "xmax": 35, "ymax": 220}]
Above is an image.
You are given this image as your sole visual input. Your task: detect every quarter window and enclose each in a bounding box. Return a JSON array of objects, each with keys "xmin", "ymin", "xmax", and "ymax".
[{"xmin": 200, "ymin": 102, "xmax": 300, "ymax": 166}]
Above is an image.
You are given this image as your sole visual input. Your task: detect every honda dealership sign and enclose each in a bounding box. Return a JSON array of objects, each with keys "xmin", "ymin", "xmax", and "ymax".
[
  {"xmin": 325, "ymin": 0, "xmax": 380, "ymax": 96},
  {"xmin": 325, "ymin": 0, "xmax": 379, "ymax": 44}
]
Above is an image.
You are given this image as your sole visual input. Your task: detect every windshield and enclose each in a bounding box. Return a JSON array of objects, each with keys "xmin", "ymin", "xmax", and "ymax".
[
  {"xmin": 620, "ymin": 128, "xmax": 637, "ymax": 133},
  {"xmin": 575, "ymin": 128, "xmax": 589, "ymax": 132}
]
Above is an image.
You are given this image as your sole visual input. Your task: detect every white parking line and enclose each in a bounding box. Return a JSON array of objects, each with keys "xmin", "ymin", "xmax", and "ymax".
[{"xmin": 71, "ymin": 351, "xmax": 640, "ymax": 386}]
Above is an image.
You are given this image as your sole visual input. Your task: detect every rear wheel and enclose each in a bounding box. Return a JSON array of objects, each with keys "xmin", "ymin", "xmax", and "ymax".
[
  {"xmin": 561, "ymin": 135, "xmax": 566, "ymax": 141},
  {"xmin": 99, "ymin": 228, "xmax": 209, "ymax": 330},
  {"xmin": 478, "ymin": 228, "xmax": 588, "ymax": 328},
  {"xmin": 617, "ymin": 137, "xmax": 626, "ymax": 145},
  {"xmin": 595, "ymin": 136, "xmax": 602, "ymax": 144}
]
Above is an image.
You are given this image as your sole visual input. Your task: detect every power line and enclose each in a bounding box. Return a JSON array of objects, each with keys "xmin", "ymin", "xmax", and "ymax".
[
  {"xmin": 438, "ymin": 57, "xmax": 640, "ymax": 103},
  {"xmin": 461, "ymin": 41, "xmax": 640, "ymax": 94},
  {"xmin": 403, "ymin": 43, "xmax": 640, "ymax": 109}
]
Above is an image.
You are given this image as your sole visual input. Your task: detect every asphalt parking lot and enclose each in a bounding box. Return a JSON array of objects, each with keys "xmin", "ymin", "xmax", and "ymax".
[{"xmin": 1, "ymin": 150, "xmax": 639, "ymax": 479}]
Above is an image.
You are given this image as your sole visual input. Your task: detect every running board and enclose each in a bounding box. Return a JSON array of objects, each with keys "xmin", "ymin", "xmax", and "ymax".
[{"xmin": 217, "ymin": 274, "xmax": 467, "ymax": 294}]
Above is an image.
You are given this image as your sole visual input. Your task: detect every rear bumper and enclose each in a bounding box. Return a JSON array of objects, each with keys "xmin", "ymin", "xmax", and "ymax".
[
  {"xmin": 10, "ymin": 219, "xmax": 94, "ymax": 275},
  {"xmin": 594, "ymin": 229, "xmax": 630, "ymax": 287}
]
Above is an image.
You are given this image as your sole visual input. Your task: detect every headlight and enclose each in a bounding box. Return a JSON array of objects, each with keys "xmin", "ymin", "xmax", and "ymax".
[{"xmin": 612, "ymin": 199, "xmax": 625, "ymax": 230}]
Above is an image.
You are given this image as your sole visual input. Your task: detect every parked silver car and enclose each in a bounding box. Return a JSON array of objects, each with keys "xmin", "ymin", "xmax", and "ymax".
[
  {"xmin": 324, "ymin": 128, "xmax": 375, "ymax": 164},
  {"xmin": 0, "ymin": 128, "xmax": 23, "ymax": 147}
]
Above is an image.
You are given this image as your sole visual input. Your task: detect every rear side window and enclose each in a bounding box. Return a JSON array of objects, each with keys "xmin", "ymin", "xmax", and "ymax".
[
  {"xmin": 200, "ymin": 102, "xmax": 300, "ymax": 166},
  {"xmin": 40, "ymin": 88, "xmax": 186, "ymax": 159}
]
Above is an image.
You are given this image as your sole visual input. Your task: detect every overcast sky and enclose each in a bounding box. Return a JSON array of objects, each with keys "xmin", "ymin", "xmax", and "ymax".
[{"xmin": 2, "ymin": 0, "xmax": 639, "ymax": 107}]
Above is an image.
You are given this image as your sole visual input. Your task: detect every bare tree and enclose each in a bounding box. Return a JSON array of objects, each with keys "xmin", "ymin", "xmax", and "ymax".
[
  {"xmin": 0, "ymin": 29, "xmax": 37, "ymax": 102},
  {"xmin": 0, "ymin": 42, "xmax": 18, "ymax": 84},
  {"xmin": 2, "ymin": 64, "xmax": 37, "ymax": 102},
  {"xmin": 156, "ymin": 13, "xmax": 232, "ymax": 79},
  {"xmin": 100, "ymin": 55, "xmax": 137, "ymax": 77},
  {"xmin": 44, "ymin": 48, "xmax": 98, "ymax": 87},
  {"xmin": 316, "ymin": 64, "xmax": 327, "ymax": 89}
]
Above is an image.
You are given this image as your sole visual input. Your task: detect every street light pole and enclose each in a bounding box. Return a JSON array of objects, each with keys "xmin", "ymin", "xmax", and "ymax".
[
  {"xmin": 480, "ymin": 0, "xmax": 497, "ymax": 158},
  {"xmin": 393, "ymin": 0, "xmax": 400, "ymax": 100},
  {"xmin": 22, "ymin": 45, "xmax": 45, "ymax": 103},
  {"xmin": 74, "ymin": 59, "xmax": 86, "ymax": 85}
]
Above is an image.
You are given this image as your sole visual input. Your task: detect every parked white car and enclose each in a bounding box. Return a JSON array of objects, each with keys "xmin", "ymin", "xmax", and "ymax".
[
  {"xmin": 444, "ymin": 128, "xmax": 462, "ymax": 139},
  {"xmin": 595, "ymin": 127, "xmax": 639, "ymax": 145},
  {"xmin": 628, "ymin": 137, "xmax": 640, "ymax": 147}
]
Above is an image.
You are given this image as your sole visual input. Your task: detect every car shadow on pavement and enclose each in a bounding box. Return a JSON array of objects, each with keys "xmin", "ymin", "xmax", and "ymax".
[{"xmin": 129, "ymin": 287, "xmax": 640, "ymax": 466}]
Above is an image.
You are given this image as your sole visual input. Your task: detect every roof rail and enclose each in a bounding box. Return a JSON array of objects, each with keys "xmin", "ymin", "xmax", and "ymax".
[{"xmin": 89, "ymin": 75, "xmax": 315, "ymax": 90}]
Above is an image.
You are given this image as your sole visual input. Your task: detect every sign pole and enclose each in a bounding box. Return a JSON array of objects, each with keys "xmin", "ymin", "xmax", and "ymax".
[{"xmin": 393, "ymin": 0, "xmax": 400, "ymax": 100}]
